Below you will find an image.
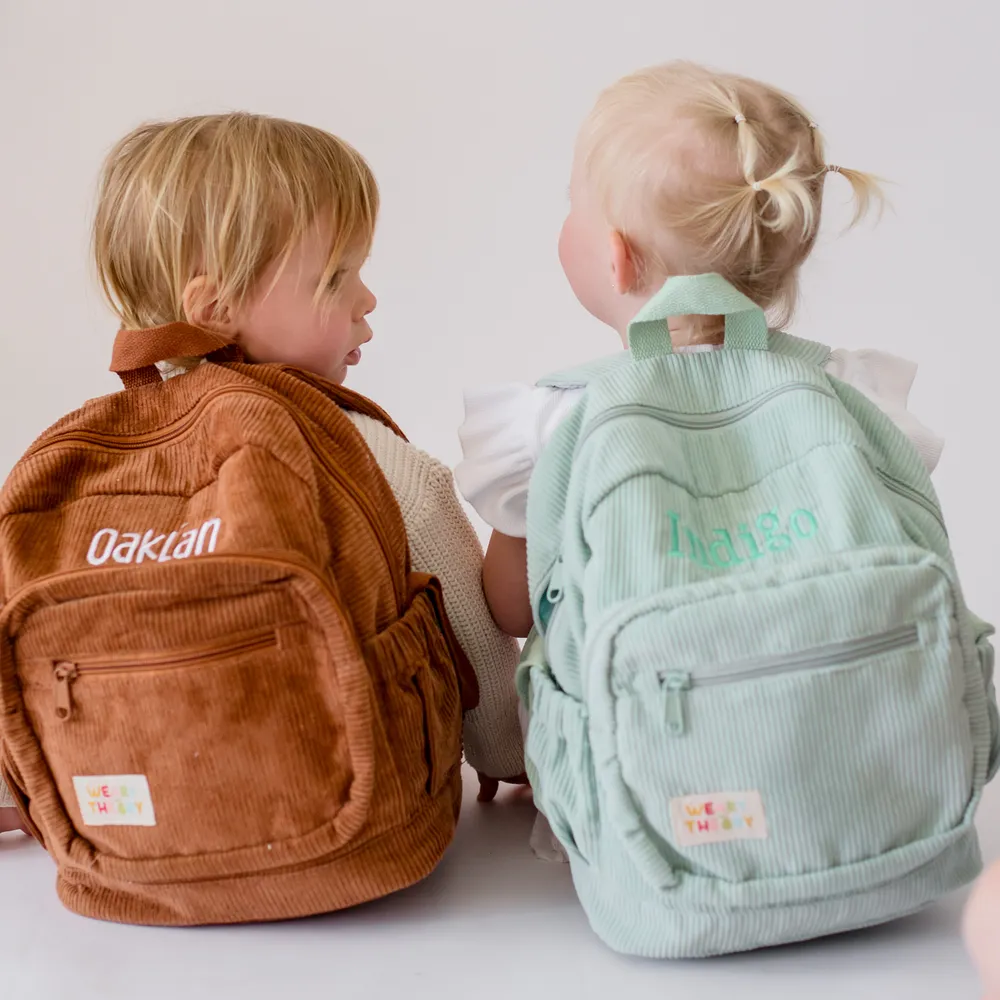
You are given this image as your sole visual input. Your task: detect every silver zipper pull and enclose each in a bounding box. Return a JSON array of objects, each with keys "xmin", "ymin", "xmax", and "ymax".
[
  {"xmin": 664, "ymin": 673, "xmax": 691, "ymax": 736},
  {"xmin": 53, "ymin": 662, "xmax": 79, "ymax": 722}
]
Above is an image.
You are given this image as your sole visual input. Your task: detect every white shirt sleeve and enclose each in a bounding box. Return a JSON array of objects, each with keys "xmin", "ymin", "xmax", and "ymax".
[
  {"xmin": 456, "ymin": 349, "xmax": 942, "ymax": 537},
  {"xmin": 824, "ymin": 349, "xmax": 943, "ymax": 475},
  {"xmin": 454, "ymin": 383, "xmax": 583, "ymax": 538}
]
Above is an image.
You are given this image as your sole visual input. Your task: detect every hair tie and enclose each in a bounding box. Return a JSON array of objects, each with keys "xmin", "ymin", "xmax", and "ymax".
[
  {"xmin": 734, "ymin": 113, "xmax": 747, "ymax": 124},
  {"xmin": 827, "ymin": 164, "xmax": 841, "ymax": 174},
  {"xmin": 751, "ymin": 181, "xmax": 762, "ymax": 191},
  {"xmin": 808, "ymin": 121, "xmax": 819, "ymax": 129}
]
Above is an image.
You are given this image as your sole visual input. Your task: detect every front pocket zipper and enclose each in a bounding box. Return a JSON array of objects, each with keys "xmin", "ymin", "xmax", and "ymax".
[
  {"xmin": 660, "ymin": 623, "xmax": 919, "ymax": 736},
  {"xmin": 51, "ymin": 629, "xmax": 277, "ymax": 722}
]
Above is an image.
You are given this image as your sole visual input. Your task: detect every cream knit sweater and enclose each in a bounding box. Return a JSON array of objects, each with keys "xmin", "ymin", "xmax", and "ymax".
[{"xmin": 345, "ymin": 411, "xmax": 524, "ymax": 779}]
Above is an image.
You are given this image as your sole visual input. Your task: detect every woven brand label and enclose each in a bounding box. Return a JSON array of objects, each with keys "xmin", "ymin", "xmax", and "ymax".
[
  {"xmin": 73, "ymin": 775, "xmax": 156, "ymax": 826},
  {"xmin": 670, "ymin": 790, "xmax": 768, "ymax": 847}
]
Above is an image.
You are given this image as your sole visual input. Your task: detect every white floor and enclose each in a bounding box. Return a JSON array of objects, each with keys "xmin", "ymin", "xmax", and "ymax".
[{"xmin": 2, "ymin": 769, "xmax": 996, "ymax": 1000}]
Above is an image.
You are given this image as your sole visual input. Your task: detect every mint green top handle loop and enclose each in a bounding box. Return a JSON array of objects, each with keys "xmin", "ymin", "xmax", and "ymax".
[{"xmin": 627, "ymin": 273, "xmax": 769, "ymax": 361}]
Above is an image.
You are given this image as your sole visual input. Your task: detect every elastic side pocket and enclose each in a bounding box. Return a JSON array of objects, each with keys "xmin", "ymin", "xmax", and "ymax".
[
  {"xmin": 972, "ymin": 614, "xmax": 1000, "ymax": 781},
  {"xmin": 365, "ymin": 585, "xmax": 464, "ymax": 802},
  {"xmin": 0, "ymin": 743, "xmax": 43, "ymax": 844},
  {"xmin": 522, "ymin": 656, "xmax": 598, "ymax": 863}
]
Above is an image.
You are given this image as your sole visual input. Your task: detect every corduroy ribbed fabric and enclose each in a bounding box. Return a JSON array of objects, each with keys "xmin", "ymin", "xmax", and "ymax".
[
  {"xmin": 518, "ymin": 275, "xmax": 1000, "ymax": 958},
  {"xmin": 0, "ymin": 324, "xmax": 478, "ymax": 925}
]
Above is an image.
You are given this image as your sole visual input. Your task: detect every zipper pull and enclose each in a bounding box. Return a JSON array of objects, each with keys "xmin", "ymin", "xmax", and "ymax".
[
  {"xmin": 545, "ymin": 558, "xmax": 565, "ymax": 605},
  {"xmin": 53, "ymin": 662, "xmax": 78, "ymax": 722},
  {"xmin": 664, "ymin": 673, "xmax": 691, "ymax": 737}
]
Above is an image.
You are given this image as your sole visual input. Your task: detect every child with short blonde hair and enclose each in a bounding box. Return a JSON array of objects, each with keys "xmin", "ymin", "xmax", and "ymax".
[
  {"xmin": 0, "ymin": 112, "xmax": 524, "ymax": 835},
  {"xmin": 93, "ymin": 113, "xmax": 380, "ymax": 380}
]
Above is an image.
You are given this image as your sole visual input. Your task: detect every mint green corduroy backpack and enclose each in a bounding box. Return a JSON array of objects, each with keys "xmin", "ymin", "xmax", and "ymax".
[{"xmin": 517, "ymin": 273, "xmax": 999, "ymax": 958}]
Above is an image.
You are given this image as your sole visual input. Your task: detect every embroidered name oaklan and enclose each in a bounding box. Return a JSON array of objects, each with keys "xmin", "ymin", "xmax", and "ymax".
[{"xmin": 86, "ymin": 517, "xmax": 222, "ymax": 566}]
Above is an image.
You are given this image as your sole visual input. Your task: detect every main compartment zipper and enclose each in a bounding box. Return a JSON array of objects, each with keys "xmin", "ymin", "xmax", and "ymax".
[
  {"xmin": 574, "ymin": 382, "xmax": 946, "ymax": 531},
  {"xmin": 876, "ymin": 471, "xmax": 947, "ymax": 533},
  {"xmin": 27, "ymin": 383, "xmax": 403, "ymax": 610},
  {"xmin": 577, "ymin": 381, "xmax": 833, "ymax": 447},
  {"xmin": 52, "ymin": 629, "xmax": 277, "ymax": 721},
  {"xmin": 660, "ymin": 623, "xmax": 919, "ymax": 736}
]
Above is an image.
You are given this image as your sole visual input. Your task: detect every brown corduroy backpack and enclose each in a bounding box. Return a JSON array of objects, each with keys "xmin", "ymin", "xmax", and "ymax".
[{"xmin": 0, "ymin": 322, "xmax": 478, "ymax": 926}]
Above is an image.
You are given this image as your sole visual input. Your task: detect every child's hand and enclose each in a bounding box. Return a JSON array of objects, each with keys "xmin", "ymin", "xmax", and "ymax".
[
  {"xmin": 477, "ymin": 771, "xmax": 529, "ymax": 803},
  {"xmin": 0, "ymin": 806, "xmax": 28, "ymax": 835}
]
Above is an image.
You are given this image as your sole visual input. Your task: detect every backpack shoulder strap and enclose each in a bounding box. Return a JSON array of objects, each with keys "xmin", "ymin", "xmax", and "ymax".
[
  {"xmin": 271, "ymin": 368, "xmax": 408, "ymax": 441},
  {"xmin": 537, "ymin": 352, "xmax": 631, "ymax": 390},
  {"xmin": 767, "ymin": 330, "xmax": 832, "ymax": 367}
]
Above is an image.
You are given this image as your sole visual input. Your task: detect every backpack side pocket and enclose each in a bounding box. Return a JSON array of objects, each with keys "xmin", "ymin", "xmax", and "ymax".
[{"xmin": 971, "ymin": 614, "xmax": 999, "ymax": 781}]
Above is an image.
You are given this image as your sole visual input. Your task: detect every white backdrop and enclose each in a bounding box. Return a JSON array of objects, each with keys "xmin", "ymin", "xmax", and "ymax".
[
  {"xmin": 1, "ymin": 2, "xmax": 998, "ymax": 996},
  {"xmin": 2, "ymin": 2, "xmax": 997, "ymax": 564},
  {"xmin": 2, "ymin": 1, "xmax": 997, "ymax": 601}
]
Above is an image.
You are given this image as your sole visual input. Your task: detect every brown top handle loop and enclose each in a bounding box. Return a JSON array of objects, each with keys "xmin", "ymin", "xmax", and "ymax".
[{"xmin": 110, "ymin": 322, "xmax": 244, "ymax": 389}]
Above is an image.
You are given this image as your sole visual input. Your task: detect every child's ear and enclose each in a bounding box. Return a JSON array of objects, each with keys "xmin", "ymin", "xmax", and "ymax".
[
  {"xmin": 181, "ymin": 276, "xmax": 238, "ymax": 336},
  {"xmin": 609, "ymin": 230, "xmax": 640, "ymax": 296}
]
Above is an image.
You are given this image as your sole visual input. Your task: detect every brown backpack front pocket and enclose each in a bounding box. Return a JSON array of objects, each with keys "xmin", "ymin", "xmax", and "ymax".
[{"xmin": 1, "ymin": 557, "xmax": 377, "ymax": 882}]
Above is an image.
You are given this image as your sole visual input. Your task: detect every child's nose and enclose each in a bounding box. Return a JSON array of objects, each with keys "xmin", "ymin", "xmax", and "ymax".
[{"xmin": 362, "ymin": 283, "xmax": 376, "ymax": 316}]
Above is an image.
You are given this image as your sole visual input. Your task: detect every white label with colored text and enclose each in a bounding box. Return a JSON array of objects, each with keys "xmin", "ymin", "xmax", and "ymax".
[
  {"xmin": 670, "ymin": 790, "xmax": 768, "ymax": 847},
  {"xmin": 72, "ymin": 775, "xmax": 156, "ymax": 827}
]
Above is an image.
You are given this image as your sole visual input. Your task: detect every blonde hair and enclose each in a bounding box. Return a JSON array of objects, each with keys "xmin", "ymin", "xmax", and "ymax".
[
  {"xmin": 94, "ymin": 112, "xmax": 378, "ymax": 332},
  {"xmin": 578, "ymin": 61, "xmax": 883, "ymax": 329}
]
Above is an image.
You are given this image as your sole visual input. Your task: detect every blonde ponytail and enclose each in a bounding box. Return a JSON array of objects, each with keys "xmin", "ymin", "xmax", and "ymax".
[{"xmin": 824, "ymin": 163, "xmax": 885, "ymax": 229}]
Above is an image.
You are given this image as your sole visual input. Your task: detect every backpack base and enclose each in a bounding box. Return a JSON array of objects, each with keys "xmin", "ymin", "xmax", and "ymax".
[
  {"xmin": 569, "ymin": 826, "xmax": 982, "ymax": 958},
  {"xmin": 53, "ymin": 768, "xmax": 462, "ymax": 926}
]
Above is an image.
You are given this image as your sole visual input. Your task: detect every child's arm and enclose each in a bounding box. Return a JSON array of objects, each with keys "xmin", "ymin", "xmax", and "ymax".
[
  {"xmin": 346, "ymin": 412, "xmax": 525, "ymax": 786},
  {"xmin": 456, "ymin": 383, "xmax": 584, "ymax": 638},
  {"xmin": 483, "ymin": 531, "xmax": 533, "ymax": 638}
]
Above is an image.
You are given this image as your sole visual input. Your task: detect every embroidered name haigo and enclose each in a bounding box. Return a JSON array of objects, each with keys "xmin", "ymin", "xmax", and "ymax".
[
  {"xmin": 668, "ymin": 508, "xmax": 818, "ymax": 569},
  {"xmin": 670, "ymin": 790, "xmax": 768, "ymax": 847},
  {"xmin": 86, "ymin": 517, "xmax": 221, "ymax": 567}
]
